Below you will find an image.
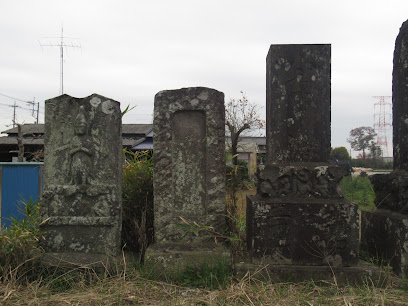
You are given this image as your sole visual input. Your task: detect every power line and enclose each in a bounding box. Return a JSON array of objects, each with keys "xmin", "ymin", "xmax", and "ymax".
[{"xmin": 0, "ymin": 92, "xmax": 30, "ymax": 103}]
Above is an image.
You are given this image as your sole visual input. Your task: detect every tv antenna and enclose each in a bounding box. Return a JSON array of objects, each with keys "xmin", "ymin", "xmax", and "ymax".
[{"xmin": 39, "ymin": 26, "xmax": 81, "ymax": 95}]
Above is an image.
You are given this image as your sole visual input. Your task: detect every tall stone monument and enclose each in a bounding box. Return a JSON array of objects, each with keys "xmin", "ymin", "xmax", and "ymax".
[
  {"xmin": 147, "ymin": 87, "xmax": 227, "ymax": 269},
  {"xmin": 362, "ymin": 19, "xmax": 408, "ymax": 277},
  {"xmin": 40, "ymin": 94, "xmax": 122, "ymax": 267},
  {"xmin": 247, "ymin": 45, "xmax": 359, "ymax": 266}
]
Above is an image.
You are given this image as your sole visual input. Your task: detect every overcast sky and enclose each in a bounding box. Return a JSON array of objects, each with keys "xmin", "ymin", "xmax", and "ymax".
[{"xmin": 1, "ymin": 0, "xmax": 407, "ymax": 157}]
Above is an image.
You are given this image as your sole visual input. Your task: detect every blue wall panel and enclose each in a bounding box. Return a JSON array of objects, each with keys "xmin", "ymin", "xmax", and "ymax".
[{"xmin": 0, "ymin": 163, "xmax": 43, "ymax": 229}]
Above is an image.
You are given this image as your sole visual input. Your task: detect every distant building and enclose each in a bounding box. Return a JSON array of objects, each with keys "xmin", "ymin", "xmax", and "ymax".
[
  {"xmin": 0, "ymin": 123, "xmax": 153, "ymax": 162},
  {"xmin": 0, "ymin": 124, "xmax": 266, "ymax": 167}
]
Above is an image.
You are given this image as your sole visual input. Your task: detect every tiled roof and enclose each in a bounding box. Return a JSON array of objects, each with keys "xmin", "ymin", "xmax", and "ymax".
[{"xmin": 2, "ymin": 123, "xmax": 154, "ymax": 136}]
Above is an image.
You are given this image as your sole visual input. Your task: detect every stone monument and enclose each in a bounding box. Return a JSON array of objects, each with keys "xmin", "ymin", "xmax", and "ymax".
[
  {"xmin": 40, "ymin": 94, "xmax": 122, "ymax": 267},
  {"xmin": 147, "ymin": 87, "xmax": 227, "ymax": 269},
  {"xmin": 247, "ymin": 44, "xmax": 359, "ymax": 266},
  {"xmin": 361, "ymin": 19, "xmax": 408, "ymax": 277}
]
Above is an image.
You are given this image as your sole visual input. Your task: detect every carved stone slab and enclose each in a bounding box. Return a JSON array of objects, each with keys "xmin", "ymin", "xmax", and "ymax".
[
  {"xmin": 393, "ymin": 19, "xmax": 408, "ymax": 171},
  {"xmin": 247, "ymin": 196, "xmax": 359, "ymax": 266},
  {"xmin": 266, "ymin": 44, "xmax": 331, "ymax": 163},
  {"xmin": 257, "ymin": 162, "xmax": 344, "ymax": 199},
  {"xmin": 153, "ymin": 87, "xmax": 225, "ymax": 242},
  {"xmin": 41, "ymin": 94, "xmax": 122, "ymax": 263},
  {"xmin": 361, "ymin": 209, "xmax": 408, "ymax": 277}
]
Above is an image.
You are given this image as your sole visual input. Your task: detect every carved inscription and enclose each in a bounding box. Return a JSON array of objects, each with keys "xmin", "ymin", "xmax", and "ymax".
[{"xmin": 171, "ymin": 111, "xmax": 207, "ymax": 216}]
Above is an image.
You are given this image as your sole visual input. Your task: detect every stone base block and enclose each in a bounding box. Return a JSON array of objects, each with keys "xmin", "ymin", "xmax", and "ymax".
[
  {"xmin": 247, "ymin": 195, "xmax": 359, "ymax": 266},
  {"xmin": 235, "ymin": 260, "xmax": 390, "ymax": 286},
  {"xmin": 41, "ymin": 252, "xmax": 124, "ymax": 273},
  {"xmin": 145, "ymin": 242, "xmax": 230, "ymax": 275},
  {"xmin": 361, "ymin": 209, "xmax": 408, "ymax": 277},
  {"xmin": 41, "ymin": 220, "xmax": 120, "ymax": 253}
]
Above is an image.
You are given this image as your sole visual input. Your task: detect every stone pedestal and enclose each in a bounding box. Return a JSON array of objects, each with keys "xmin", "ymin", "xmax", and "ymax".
[
  {"xmin": 360, "ymin": 19, "xmax": 408, "ymax": 277},
  {"xmin": 361, "ymin": 209, "xmax": 408, "ymax": 277},
  {"xmin": 246, "ymin": 44, "xmax": 359, "ymax": 268},
  {"xmin": 247, "ymin": 163, "xmax": 359, "ymax": 266},
  {"xmin": 146, "ymin": 87, "xmax": 229, "ymax": 271},
  {"xmin": 40, "ymin": 94, "xmax": 122, "ymax": 268}
]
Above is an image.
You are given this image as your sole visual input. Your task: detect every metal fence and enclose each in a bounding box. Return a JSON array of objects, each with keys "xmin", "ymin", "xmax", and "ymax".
[{"xmin": 0, "ymin": 162, "xmax": 44, "ymax": 228}]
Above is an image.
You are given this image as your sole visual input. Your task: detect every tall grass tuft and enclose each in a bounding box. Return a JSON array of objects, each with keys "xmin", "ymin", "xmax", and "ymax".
[
  {"xmin": 122, "ymin": 149, "xmax": 154, "ymax": 263},
  {"xmin": 226, "ymin": 151, "xmax": 253, "ymax": 261}
]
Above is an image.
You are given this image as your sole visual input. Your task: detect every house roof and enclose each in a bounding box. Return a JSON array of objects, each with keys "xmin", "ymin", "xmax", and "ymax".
[
  {"xmin": 2, "ymin": 123, "xmax": 154, "ymax": 136},
  {"xmin": 227, "ymin": 136, "xmax": 266, "ymax": 146},
  {"xmin": 122, "ymin": 124, "xmax": 153, "ymax": 135},
  {"xmin": 132, "ymin": 138, "xmax": 153, "ymax": 150},
  {"xmin": 0, "ymin": 137, "xmax": 44, "ymax": 145},
  {"xmin": 2, "ymin": 124, "xmax": 44, "ymax": 135}
]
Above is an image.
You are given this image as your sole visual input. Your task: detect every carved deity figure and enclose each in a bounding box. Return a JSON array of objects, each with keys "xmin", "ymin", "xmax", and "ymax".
[{"xmin": 69, "ymin": 106, "xmax": 93, "ymax": 185}]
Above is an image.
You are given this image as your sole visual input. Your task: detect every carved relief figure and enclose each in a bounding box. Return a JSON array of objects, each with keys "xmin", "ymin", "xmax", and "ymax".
[{"xmin": 69, "ymin": 106, "xmax": 93, "ymax": 185}]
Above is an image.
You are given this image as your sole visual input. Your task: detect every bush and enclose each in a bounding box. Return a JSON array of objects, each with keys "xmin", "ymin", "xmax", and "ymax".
[
  {"xmin": 0, "ymin": 197, "xmax": 42, "ymax": 280},
  {"xmin": 340, "ymin": 176, "xmax": 376, "ymax": 210},
  {"xmin": 122, "ymin": 150, "xmax": 154, "ymax": 262},
  {"xmin": 226, "ymin": 160, "xmax": 250, "ymax": 187}
]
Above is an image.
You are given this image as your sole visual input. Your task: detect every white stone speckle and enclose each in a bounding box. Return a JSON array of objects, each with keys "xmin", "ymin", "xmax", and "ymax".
[
  {"xmin": 287, "ymin": 118, "xmax": 294, "ymax": 126},
  {"xmin": 90, "ymin": 97, "xmax": 101, "ymax": 108},
  {"xmin": 197, "ymin": 91, "xmax": 209, "ymax": 101},
  {"xmin": 102, "ymin": 100, "xmax": 115, "ymax": 114},
  {"xmin": 191, "ymin": 98, "xmax": 200, "ymax": 107}
]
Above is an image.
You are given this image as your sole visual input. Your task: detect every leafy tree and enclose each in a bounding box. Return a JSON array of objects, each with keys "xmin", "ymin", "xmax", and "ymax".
[
  {"xmin": 225, "ymin": 92, "xmax": 264, "ymax": 165},
  {"xmin": 368, "ymin": 141, "xmax": 382, "ymax": 160},
  {"xmin": 347, "ymin": 126, "xmax": 377, "ymax": 159},
  {"xmin": 330, "ymin": 146, "xmax": 350, "ymax": 161}
]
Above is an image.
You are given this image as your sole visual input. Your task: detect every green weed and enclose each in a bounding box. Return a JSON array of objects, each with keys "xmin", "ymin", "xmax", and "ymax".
[
  {"xmin": 0, "ymin": 197, "xmax": 43, "ymax": 281},
  {"xmin": 340, "ymin": 176, "xmax": 376, "ymax": 210},
  {"xmin": 122, "ymin": 149, "xmax": 154, "ymax": 262}
]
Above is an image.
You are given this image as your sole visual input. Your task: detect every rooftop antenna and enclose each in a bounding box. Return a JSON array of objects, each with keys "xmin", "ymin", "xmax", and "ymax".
[{"xmin": 39, "ymin": 26, "xmax": 81, "ymax": 95}]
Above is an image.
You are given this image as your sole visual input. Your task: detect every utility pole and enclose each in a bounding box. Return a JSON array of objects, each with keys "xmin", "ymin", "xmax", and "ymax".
[
  {"xmin": 9, "ymin": 101, "xmax": 22, "ymax": 128},
  {"xmin": 36, "ymin": 101, "xmax": 39, "ymax": 124},
  {"xmin": 39, "ymin": 27, "xmax": 81, "ymax": 95},
  {"xmin": 26, "ymin": 97, "xmax": 39, "ymax": 123}
]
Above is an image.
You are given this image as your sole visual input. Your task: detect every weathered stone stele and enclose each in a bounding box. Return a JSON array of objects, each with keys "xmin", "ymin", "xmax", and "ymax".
[
  {"xmin": 266, "ymin": 44, "xmax": 331, "ymax": 163},
  {"xmin": 247, "ymin": 44, "xmax": 359, "ymax": 267},
  {"xmin": 362, "ymin": 19, "xmax": 408, "ymax": 277},
  {"xmin": 147, "ymin": 87, "xmax": 227, "ymax": 270},
  {"xmin": 153, "ymin": 87, "xmax": 225, "ymax": 241},
  {"xmin": 393, "ymin": 19, "xmax": 408, "ymax": 172},
  {"xmin": 40, "ymin": 94, "xmax": 122, "ymax": 267}
]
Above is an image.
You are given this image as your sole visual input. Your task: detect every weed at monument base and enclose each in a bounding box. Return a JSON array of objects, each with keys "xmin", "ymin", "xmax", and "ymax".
[
  {"xmin": 0, "ymin": 197, "xmax": 43, "ymax": 282},
  {"xmin": 122, "ymin": 149, "xmax": 153, "ymax": 263},
  {"xmin": 226, "ymin": 150, "xmax": 254, "ymax": 261},
  {"xmin": 340, "ymin": 176, "xmax": 376, "ymax": 210}
]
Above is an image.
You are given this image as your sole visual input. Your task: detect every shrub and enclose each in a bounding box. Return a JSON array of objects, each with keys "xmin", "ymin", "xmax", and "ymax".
[
  {"xmin": 340, "ymin": 176, "xmax": 376, "ymax": 210},
  {"xmin": 122, "ymin": 150, "xmax": 154, "ymax": 262},
  {"xmin": 0, "ymin": 197, "xmax": 42, "ymax": 281}
]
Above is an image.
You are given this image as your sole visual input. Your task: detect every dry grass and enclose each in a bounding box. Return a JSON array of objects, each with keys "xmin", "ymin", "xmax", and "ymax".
[
  {"xmin": 0, "ymin": 269, "xmax": 407, "ymax": 305},
  {"xmin": 235, "ymin": 186, "xmax": 257, "ymax": 217}
]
